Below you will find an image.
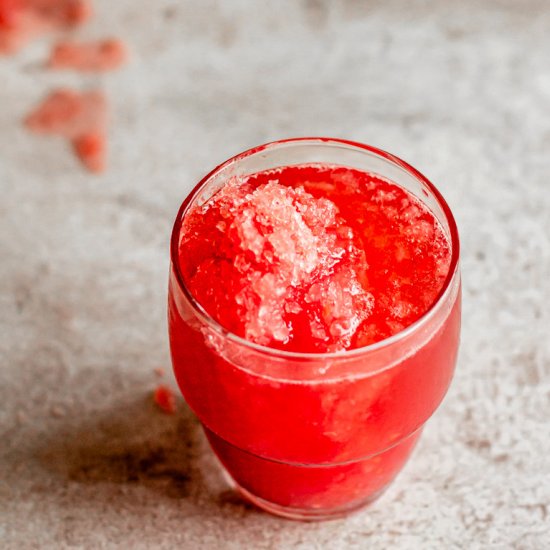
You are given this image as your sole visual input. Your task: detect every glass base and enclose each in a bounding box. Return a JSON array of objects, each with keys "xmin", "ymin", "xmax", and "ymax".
[
  {"xmin": 205, "ymin": 425, "xmax": 422, "ymax": 521},
  {"xmin": 222, "ymin": 469, "xmax": 389, "ymax": 521}
]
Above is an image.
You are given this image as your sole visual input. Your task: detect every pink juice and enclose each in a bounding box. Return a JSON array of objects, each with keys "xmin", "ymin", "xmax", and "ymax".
[{"xmin": 168, "ymin": 139, "xmax": 460, "ymax": 519}]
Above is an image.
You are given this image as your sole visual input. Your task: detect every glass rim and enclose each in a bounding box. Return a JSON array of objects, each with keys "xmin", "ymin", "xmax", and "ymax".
[{"xmin": 170, "ymin": 136, "xmax": 461, "ymax": 361}]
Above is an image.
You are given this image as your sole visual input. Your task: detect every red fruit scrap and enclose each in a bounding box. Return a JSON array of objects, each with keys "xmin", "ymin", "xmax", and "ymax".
[
  {"xmin": 49, "ymin": 38, "xmax": 127, "ymax": 71},
  {"xmin": 153, "ymin": 385, "xmax": 177, "ymax": 415},
  {"xmin": 24, "ymin": 88, "xmax": 108, "ymax": 173},
  {"xmin": 0, "ymin": 0, "xmax": 91, "ymax": 54}
]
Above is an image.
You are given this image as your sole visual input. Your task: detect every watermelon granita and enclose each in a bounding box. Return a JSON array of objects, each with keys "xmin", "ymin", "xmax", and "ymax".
[{"xmin": 168, "ymin": 138, "xmax": 461, "ymax": 520}]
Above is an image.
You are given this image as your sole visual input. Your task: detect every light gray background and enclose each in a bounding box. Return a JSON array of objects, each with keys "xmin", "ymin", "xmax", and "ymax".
[{"xmin": 1, "ymin": 1, "xmax": 549, "ymax": 548}]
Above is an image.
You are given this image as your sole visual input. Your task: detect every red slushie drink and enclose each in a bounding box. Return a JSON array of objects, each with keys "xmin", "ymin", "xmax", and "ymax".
[{"xmin": 168, "ymin": 138, "xmax": 460, "ymax": 520}]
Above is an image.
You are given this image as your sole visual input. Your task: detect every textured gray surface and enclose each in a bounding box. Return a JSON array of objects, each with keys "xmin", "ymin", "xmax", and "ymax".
[{"xmin": 1, "ymin": 1, "xmax": 550, "ymax": 548}]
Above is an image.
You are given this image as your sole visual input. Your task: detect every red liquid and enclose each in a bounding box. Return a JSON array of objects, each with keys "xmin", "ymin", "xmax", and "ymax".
[{"xmin": 169, "ymin": 163, "xmax": 460, "ymax": 516}]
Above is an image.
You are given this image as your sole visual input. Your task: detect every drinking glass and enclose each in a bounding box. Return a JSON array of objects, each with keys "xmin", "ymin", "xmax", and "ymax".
[{"xmin": 168, "ymin": 138, "xmax": 461, "ymax": 520}]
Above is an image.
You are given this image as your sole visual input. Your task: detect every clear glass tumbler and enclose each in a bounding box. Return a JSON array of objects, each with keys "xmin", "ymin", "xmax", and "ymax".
[{"xmin": 168, "ymin": 138, "xmax": 461, "ymax": 520}]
